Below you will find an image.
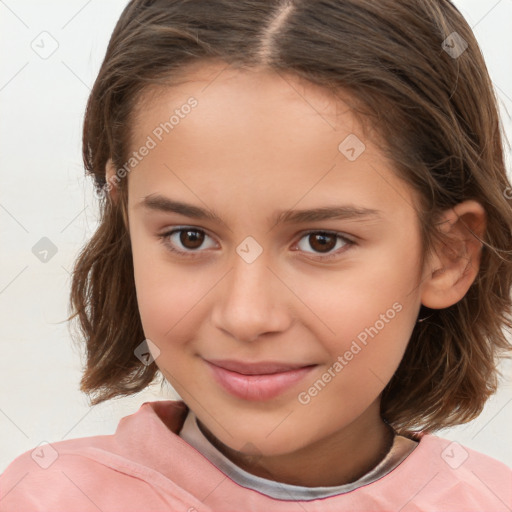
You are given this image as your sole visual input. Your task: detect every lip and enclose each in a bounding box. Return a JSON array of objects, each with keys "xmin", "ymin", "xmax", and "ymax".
[{"xmin": 205, "ymin": 359, "xmax": 317, "ymax": 401}]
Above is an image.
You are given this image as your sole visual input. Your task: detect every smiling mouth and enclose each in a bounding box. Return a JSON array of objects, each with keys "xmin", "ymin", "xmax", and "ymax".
[
  {"xmin": 204, "ymin": 359, "xmax": 318, "ymax": 401},
  {"xmin": 206, "ymin": 358, "xmax": 315, "ymax": 374}
]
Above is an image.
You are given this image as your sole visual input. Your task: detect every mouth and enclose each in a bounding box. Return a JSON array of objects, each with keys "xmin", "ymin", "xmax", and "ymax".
[{"xmin": 204, "ymin": 359, "xmax": 318, "ymax": 401}]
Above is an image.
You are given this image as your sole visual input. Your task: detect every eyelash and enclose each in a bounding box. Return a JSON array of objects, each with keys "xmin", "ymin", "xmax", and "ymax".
[{"xmin": 157, "ymin": 227, "xmax": 356, "ymax": 261}]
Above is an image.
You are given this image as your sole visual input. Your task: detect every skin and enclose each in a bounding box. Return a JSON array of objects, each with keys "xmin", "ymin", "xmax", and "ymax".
[{"xmin": 106, "ymin": 60, "xmax": 486, "ymax": 487}]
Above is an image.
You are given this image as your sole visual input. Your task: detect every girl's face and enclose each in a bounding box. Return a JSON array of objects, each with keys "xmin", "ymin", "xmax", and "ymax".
[{"xmin": 121, "ymin": 61, "xmax": 428, "ymax": 457}]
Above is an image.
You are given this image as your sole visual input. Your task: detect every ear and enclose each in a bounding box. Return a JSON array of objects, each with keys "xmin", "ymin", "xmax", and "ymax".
[
  {"xmin": 105, "ymin": 159, "xmax": 119, "ymax": 203},
  {"xmin": 420, "ymin": 200, "xmax": 486, "ymax": 309},
  {"xmin": 105, "ymin": 159, "xmax": 129, "ymax": 231}
]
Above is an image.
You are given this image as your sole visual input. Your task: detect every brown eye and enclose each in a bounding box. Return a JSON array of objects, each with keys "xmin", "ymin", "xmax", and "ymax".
[
  {"xmin": 179, "ymin": 229, "xmax": 205, "ymax": 249},
  {"xmin": 296, "ymin": 231, "xmax": 354, "ymax": 260},
  {"xmin": 159, "ymin": 228, "xmax": 217, "ymax": 257},
  {"xmin": 308, "ymin": 233, "xmax": 337, "ymax": 253}
]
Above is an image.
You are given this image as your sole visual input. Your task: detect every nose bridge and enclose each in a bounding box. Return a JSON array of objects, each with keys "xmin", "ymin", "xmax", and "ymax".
[
  {"xmin": 226, "ymin": 240, "xmax": 275, "ymax": 311},
  {"xmin": 211, "ymin": 238, "xmax": 291, "ymax": 341}
]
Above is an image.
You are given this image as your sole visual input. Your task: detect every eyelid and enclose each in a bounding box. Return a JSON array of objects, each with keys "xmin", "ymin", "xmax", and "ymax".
[
  {"xmin": 297, "ymin": 229, "xmax": 356, "ymax": 244},
  {"xmin": 159, "ymin": 226, "xmax": 218, "ymax": 256},
  {"xmin": 291, "ymin": 230, "xmax": 355, "ymax": 260}
]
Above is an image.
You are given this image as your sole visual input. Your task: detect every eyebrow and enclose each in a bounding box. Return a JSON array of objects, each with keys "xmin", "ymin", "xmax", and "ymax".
[{"xmin": 136, "ymin": 194, "xmax": 383, "ymax": 225}]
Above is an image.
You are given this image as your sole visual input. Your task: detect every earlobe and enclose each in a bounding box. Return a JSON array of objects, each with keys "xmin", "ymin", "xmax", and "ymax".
[{"xmin": 420, "ymin": 200, "xmax": 486, "ymax": 310}]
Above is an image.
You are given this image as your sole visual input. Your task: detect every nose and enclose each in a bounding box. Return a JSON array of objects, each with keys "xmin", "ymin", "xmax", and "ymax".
[{"xmin": 210, "ymin": 246, "xmax": 292, "ymax": 343}]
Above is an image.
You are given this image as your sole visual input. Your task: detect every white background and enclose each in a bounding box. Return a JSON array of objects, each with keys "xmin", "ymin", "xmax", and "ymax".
[{"xmin": 1, "ymin": 0, "xmax": 511, "ymax": 473}]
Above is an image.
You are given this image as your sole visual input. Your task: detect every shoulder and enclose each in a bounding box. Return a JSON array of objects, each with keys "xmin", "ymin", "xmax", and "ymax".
[
  {"xmin": 1, "ymin": 436, "xmax": 102, "ymax": 510},
  {"xmin": 0, "ymin": 434, "xmax": 150, "ymax": 511},
  {"xmin": 420, "ymin": 433, "xmax": 512, "ymax": 474},
  {"xmin": 0, "ymin": 414, "xmax": 204, "ymax": 512},
  {"xmin": 399, "ymin": 434, "xmax": 512, "ymax": 510}
]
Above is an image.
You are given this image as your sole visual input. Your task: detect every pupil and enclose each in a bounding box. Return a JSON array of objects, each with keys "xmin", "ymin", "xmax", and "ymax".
[
  {"xmin": 181, "ymin": 230, "xmax": 204, "ymax": 249},
  {"xmin": 311, "ymin": 233, "xmax": 335, "ymax": 253}
]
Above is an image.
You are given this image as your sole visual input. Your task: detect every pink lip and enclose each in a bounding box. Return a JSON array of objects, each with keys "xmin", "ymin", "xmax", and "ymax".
[{"xmin": 205, "ymin": 359, "xmax": 317, "ymax": 401}]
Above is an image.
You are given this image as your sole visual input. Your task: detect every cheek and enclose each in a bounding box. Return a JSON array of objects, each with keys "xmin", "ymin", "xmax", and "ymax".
[
  {"xmin": 296, "ymin": 297, "xmax": 417, "ymax": 436},
  {"xmin": 297, "ymin": 244, "xmax": 420, "ymax": 388},
  {"xmin": 134, "ymin": 269, "xmax": 199, "ymax": 341},
  {"xmin": 131, "ymin": 238, "xmax": 220, "ymax": 349},
  {"xmin": 131, "ymin": 234, "xmax": 187, "ymax": 340}
]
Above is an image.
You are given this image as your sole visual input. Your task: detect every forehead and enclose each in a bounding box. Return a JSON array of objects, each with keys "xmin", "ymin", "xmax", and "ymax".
[
  {"xmin": 126, "ymin": 61, "xmax": 418, "ymax": 220},
  {"xmin": 137, "ymin": 60, "xmax": 346, "ymax": 101},
  {"xmin": 132, "ymin": 60, "xmax": 364, "ymax": 139}
]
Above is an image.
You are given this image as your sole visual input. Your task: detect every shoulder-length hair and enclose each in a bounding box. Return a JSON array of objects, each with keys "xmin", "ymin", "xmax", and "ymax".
[{"xmin": 68, "ymin": 0, "xmax": 512, "ymax": 437}]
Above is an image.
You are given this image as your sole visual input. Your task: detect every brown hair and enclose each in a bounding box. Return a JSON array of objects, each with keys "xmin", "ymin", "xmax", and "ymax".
[{"xmin": 68, "ymin": 0, "xmax": 512, "ymax": 437}]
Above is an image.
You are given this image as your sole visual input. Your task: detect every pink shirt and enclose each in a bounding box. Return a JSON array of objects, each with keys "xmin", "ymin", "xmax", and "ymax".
[{"xmin": 1, "ymin": 400, "xmax": 511, "ymax": 511}]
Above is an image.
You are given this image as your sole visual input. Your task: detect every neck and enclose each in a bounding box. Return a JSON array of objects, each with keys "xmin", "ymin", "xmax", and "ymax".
[{"xmin": 197, "ymin": 402, "xmax": 395, "ymax": 487}]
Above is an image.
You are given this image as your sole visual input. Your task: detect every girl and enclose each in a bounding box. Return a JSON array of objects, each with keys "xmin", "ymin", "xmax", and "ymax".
[{"xmin": 2, "ymin": 0, "xmax": 512, "ymax": 510}]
